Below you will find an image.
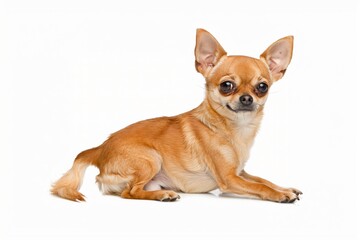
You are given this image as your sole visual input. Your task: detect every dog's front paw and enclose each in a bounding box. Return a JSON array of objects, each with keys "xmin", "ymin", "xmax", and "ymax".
[
  {"xmin": 288, "ymin": 187, "xmax": 303, "ymax": 196},
  {"xmin": 279, "ymin": 192, "xmax": 299, "ymax": 203},
  {"xmin": 271, "ymin": 191, "xmax": 299, "ymax": 203}
]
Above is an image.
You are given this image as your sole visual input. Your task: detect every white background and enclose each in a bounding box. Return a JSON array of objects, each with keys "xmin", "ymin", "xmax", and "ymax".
[{"xmin": 1, "ymin": 0, "xmax": 359, "ymax": 239}]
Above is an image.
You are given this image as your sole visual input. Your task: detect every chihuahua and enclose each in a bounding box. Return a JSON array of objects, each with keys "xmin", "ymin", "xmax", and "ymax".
[{"xmin": 51, "ymin": 29, "xmax": 302, "ymax": 203}]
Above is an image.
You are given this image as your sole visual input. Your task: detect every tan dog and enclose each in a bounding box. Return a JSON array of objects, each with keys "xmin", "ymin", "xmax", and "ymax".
[{"xmin": 51, "ymin": 29, "xmax": 302, "ymax": 203}]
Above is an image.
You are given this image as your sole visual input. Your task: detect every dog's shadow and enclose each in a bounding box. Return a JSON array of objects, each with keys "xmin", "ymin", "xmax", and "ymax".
[
  {"xmin": 218, "ymin": 192, "xmax": 262, "ymax": 202},
  {"xmin": 181, "ymin": 191, "xmax": 262, "ymax": 202}
]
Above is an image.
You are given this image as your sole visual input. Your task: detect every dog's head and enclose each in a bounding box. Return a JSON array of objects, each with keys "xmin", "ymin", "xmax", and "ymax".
[{"xmin": 194, "ymin": 29, "xmax": 293, "ymax": 121}]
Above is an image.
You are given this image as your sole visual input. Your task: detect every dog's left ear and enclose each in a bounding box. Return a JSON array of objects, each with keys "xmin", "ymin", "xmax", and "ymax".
[
  {"xmin": 260, "ymin": 36, "xmax": 294, "ymax": 81},
  {"xmin": 195, "ymin": 29, "xmax": 227, "ymax": 76}
]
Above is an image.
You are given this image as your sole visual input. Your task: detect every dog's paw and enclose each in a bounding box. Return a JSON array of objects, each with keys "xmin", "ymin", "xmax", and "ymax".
[
  {"xmin": 159, "ymin": 191, "xmax": 181, "ymax": 202},
  {"xmin": 270, "ymin": 191, "xmax": 299, "ymax": 203},
  {"xmin": 288, "ymin": 187, "xmax": 303, "ymax": 196},
  {"xmin": 279, "ymin": 191, "xmax": 299, "ymax": 203}
]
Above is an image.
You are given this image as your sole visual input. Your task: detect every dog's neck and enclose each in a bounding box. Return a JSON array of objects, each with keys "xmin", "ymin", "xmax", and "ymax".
[
  {"xmin": 190, "ymin": 99, "xmax": 262, "ymax": 168},
  {"xmin": 191, "ymin": 98, "xmax": 264, "ymax": 138}
]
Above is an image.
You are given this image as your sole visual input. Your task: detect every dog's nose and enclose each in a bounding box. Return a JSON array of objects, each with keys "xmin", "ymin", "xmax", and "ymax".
[{"xmin": 240, "ymin": 94, "xmax": 253, "ymax": 106}]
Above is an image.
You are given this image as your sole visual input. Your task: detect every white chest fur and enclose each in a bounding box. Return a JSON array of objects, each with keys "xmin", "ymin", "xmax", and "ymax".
[{"xmin": 232, "ymin": 113, "xmax": 261, "ymax": 174}]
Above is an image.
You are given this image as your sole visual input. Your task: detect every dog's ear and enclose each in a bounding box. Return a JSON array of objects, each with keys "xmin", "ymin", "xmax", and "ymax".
[
  {"xmin": 260, "ymin": 36, "xmax": 294, "ymax": 81},
  {"xmin": 195, "ymin": 29, "xmax": 227, "ymax": 76}
]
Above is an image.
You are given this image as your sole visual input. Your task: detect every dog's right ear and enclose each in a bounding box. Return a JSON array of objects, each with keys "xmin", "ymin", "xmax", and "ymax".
[{"xmin": 195, "ymin": 29, "xmax": 227, "ymax": 76}]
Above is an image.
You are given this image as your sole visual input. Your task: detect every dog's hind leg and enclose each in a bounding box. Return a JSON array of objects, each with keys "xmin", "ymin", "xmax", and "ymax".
[
  {"xmin": 121, "ymin": 183, "xmax": 180, "ymax": 202},
  {"xmin": 119, "ymin": 157, "xmax": 180, "ymax": 202}
]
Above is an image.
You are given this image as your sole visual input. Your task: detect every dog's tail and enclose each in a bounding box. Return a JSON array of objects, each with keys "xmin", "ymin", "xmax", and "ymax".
[{"xmin": 51, "ymin": 147, "xmax": 101, "ymax": 201}]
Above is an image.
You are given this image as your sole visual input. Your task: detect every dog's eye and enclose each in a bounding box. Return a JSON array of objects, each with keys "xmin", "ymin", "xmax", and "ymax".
[
  {"xmin": 256, "ymin": 82, "xmax": 268, "ymax": 93},
  {"xmin": 219, "ymin": 81, "xmax": 236, "ymax": 94}
]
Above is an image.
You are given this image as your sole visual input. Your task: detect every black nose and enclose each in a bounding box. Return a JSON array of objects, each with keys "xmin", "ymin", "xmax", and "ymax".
[{"xmin": 240, "ymin": 94, "xmax": 253, "ymax": 106}]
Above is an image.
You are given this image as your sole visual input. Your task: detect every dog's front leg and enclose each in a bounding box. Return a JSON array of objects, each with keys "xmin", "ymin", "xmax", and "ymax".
[
  {"xmin": 240, "ymin": 170, "xmax": 302, "ymax": 197},
  {"xmin": 218, "ymin": 172, "xmax": 298, "ymax": 203},
  {"xmin": 206, "ymin": 145, "xmax": 299, "ymax": 203}
]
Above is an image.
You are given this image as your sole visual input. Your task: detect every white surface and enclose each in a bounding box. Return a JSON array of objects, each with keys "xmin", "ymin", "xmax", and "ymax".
[{"xmin": 1, "ymin": 0, "xmax": 359, "ymax": 239}]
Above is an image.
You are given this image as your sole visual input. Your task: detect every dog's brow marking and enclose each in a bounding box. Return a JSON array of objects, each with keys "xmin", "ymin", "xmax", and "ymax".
[
  {"xmin": 252, "ymin": 59, "xmax": 270, "ymax": 82},
  {"xmin": 226, "ymin": 57, "xmax": 236, "ymax": 75},
  {"xmin": 253, "ymin": 58, "xmax": 262, "ymax": 72}
]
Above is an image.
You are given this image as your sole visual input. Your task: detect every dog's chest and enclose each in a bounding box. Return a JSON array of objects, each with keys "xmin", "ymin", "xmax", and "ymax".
[{"xmin": 231, "ymin": 124, "xmax": 258, "ymax": 173}]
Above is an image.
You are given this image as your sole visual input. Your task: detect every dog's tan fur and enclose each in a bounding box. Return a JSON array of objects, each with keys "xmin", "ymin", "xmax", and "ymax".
[{"xmin": 51, "ymin": 29, "xmax": 302, "ymax": 203}]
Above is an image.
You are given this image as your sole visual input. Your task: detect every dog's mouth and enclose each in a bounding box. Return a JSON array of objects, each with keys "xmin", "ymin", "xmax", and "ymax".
[{"xmin": 226, "ymin": 104, "xmax": 255, "ymax": 113}]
